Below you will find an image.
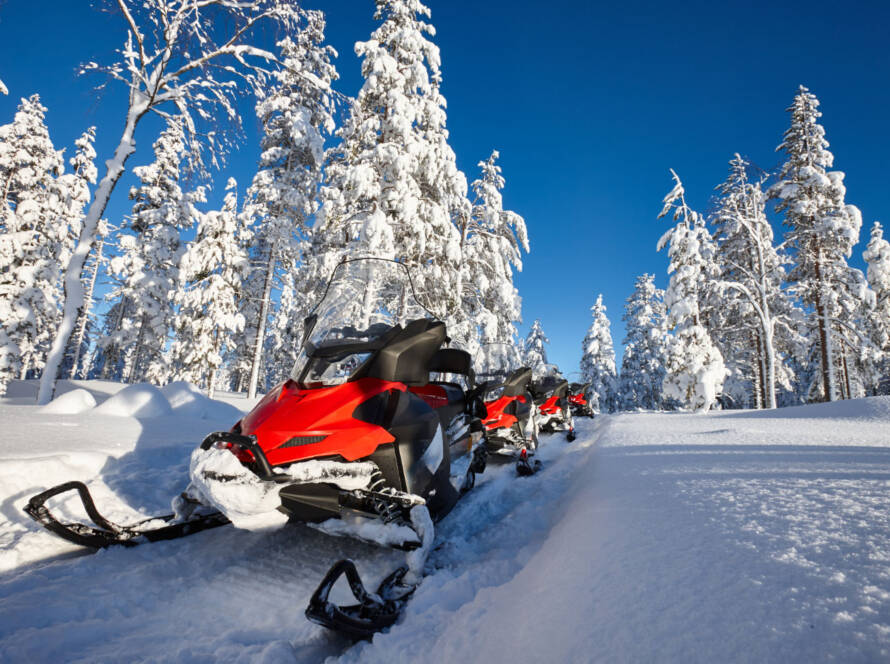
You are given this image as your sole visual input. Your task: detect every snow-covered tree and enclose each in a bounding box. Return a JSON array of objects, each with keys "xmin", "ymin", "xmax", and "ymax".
[
  {"xmin": 38, "ymin": 0, "xmax": 305, "ymax": 404},
  {"xmin": 858, "ymin": 221, "xmax": 890, "ymax": 394},
  {"xmin": 864, "ymin": 222, "xmax": 890, "ymax": 341},
  {"xmin": 458, "ymin": 150, "xmax": 529, "ymax": 361},
  {"xmin": 169, "ymin": 179, "xmax": 249, "ymax": 398},
  {"xmin": 104, "ymin": 119, "xmax": 204, "ymax": 384},
  {"xmin": 769, "ymin": 86, "xmax": 863, "ymax": 402},
  {"xmin": 0, "ymin": 78, "xmax": 8, "ymax": 96},
  {"xmin": 237, "ymin": 10, "xmax": 338, "ymax": 398},
  {"xmin": 0, "ymin": 95, "xmax": 66, "ymax": 391},
  {"xmin": 619, "ymin": 274, "xmax": 669, "ymax": 411},
  {"xmin": 658, "ymin": 170, "xmax": 726, "ymax": 412},
  {"xmin": 523, "ymin": 319, "xmax": 553, "ymax": 378},
  {"xmin": 710, "ymin": 155, "xmax": 800, "ymax": 409},
  {"xmin": 579, "ymin": 294, "xmax": 617, "ymax": 413},
  {"xmin": 311, "ymin": 0, "xmax": 466, "ymax": 320},
  {"xmin": 58, "ymin": 128, "xmax": 99, "ymax": 378}
]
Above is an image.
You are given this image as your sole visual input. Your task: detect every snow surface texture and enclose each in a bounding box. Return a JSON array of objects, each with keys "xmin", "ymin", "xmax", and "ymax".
[{"xmin": 2, "ymin": 389, "xmax": 890, "ymax": 662}]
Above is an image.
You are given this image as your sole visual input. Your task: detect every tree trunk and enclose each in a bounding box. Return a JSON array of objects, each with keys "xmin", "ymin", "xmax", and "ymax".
[
  {"xmin": 38, "ymin": 105, "xmax": 145, "ymax": 404},
  {"xmin": 69, "ymin": 238, "xmax": 104, "ymax": 379},
  {"xmin": 247, "ymin": 249, "xmax": 276, "ymax": 400}
]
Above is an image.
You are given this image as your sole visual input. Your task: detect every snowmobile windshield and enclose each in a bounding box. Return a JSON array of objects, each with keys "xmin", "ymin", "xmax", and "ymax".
[
  {"xmin": 475, "ymin": 343, "xmax": 523, "ymax": 398},
  {"xmin": 291, "ymin": 258, "xmax": 436, "ymax": 386}
]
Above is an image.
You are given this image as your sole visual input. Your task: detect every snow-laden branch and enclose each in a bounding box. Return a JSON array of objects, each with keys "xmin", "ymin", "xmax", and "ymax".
[{"xmin": 37, "ymin": 0, "xmax": 307, "ymax": 404}]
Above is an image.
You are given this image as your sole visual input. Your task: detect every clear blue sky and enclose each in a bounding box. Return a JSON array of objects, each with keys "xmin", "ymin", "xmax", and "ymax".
[{"xmin": 1, "ymin": 0, "xmax": 888, "ymax": 374}]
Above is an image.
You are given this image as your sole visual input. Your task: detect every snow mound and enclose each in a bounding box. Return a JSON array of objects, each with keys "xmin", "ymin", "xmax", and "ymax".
[
  {"xmin": 39, "ymin": 388, "xmax": 96, "ymax": 415},
  {"xmin": 729, "ymin": 395, "xmax": 890, "ymax": 422},
  {"xmin": 92, "ymin": 383, "xmax": 173, "ymax": 418},
  {"xmin": 160, "ymin": 381, "xmax": 241, "ymax": 422}
]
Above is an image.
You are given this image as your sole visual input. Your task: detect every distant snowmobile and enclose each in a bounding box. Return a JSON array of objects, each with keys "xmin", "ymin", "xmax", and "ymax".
[
  {"xmin": 475, "ymin": 344, "xmax": 542, "ymax": 475},
  {"xmin": 568, "ymin": 381, "xmax": 595, "ymax": 418},
  {"xmin": 25, "ymin": 258, "xmax": 491, "ymax": 638},
  {"xmin": 530, "ymin": 374, "xmax": 576, "ymax": 441}
]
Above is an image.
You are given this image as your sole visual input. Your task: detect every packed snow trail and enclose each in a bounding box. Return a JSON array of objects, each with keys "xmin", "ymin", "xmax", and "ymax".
[{"xmin": 2, "ymin": 382, "xmax": 890, "ymax": 662}]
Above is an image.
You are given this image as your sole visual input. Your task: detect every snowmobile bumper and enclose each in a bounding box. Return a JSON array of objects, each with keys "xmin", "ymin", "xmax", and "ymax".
[{"xmin": 23, "ymin": 481, "xmax": 229, "ymax": 549}]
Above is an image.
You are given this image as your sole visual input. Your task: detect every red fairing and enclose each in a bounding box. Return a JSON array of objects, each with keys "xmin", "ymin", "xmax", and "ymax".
[
  {"xmin": 569, "ymin": 393, "xmax": 588, "ymax": 406},
  {"xmin": 538, "ymin": 395, "xmax": 562, "ymax": 415},
  {"xmin": 482, "ymin": 394, "xmax": 526, "ymax": 431},
  {"xmin": 239, "ymin": 378, "xmax": 405, "ymax": 466},
  {"xmin": 408, "ymin": 384, "xmax": 450, "ymax": 409}
]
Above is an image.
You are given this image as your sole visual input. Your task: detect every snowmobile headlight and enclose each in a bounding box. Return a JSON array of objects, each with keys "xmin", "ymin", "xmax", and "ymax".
[{"xmin": 213, "ymin": 441, "xmax": 256, "ymax": 464}]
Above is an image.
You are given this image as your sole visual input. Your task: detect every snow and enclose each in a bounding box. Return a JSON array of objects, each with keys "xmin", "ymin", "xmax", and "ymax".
[
  {"xmin": 93, "ymin": 383, "xmax": 174, "ymax": 418},
  {"xmin": 2, "ymin": 385, "xmax": 890, "ymax": 662},
  {"xmin": 40, "ymin": 388, "xmax": 97, "ymax": 414}
]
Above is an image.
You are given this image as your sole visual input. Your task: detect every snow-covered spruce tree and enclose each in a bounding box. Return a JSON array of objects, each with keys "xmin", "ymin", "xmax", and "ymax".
[
  {"xmin": 864, "ymin": 222, "xmax": 890, "ymax": 362},
  {"xmin": 58, "ymin": 128, "xmax": 99, "ymax": 378},
  {"xmin": 619, "ymin": 274, "xmax": 669, "ymax": 411},
  {"xmin": 657, "ymin": 170, "xmax": 726, "ymax": 412},
  {"xmin": 710, "ymin": 154, "xmax": 800, "ymax": 409},
  {"xmin": 769, "ymin": 86, "xmax": 863, "ymax": 402},
  {"xmin": 169, "ymin": 179, "xmax": 249, "ymax": 398},
  {"xmin": 236, "ymin": 11, "xmax": 338, "ymax": 398},
  {"xmin": 310, "ymin": 0, "xmax": 465, "ymax": 321},
  {"xmin": 0, "ymin": 95, "xmax": 66, "ymax": 391},
  {"xmin": 579, "ymin": 294, "xmax": 617, "ymax": 413},
  {"xmin": 0, "ymin": 78, "xmax": 7, "ymax": 96},
  {"xmin": 523, "ymin": 319, "xmax": 554, "ymax": 378},
  {"xmin": 37, "ymin": 0, "xmax": 304, "ymax": 404},
  {"xmin": 104, "ymin": 119, "xmax": 204, "ymax": 384},
  {"xmin": 458, "ymin": 150, "xmax": 529, "ymax": 362}
]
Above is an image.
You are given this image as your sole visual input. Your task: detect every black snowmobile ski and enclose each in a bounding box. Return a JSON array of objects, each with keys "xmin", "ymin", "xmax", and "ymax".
[
  {"xmin": 515, "ymin": 448, "xmax": 542, "ymax": 476},
  {"xmin": 23, "ymin": 481, "xmax": 229, "ymax": 549},
  {"xmin": 305, "ymin": 559, "xmax": 416, "ymax": 639}
]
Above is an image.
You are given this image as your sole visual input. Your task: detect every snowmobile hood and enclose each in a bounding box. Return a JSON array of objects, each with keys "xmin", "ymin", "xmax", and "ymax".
[{"xmin": 240, "ymin": 378, "xmax": 405, "ymax": 467}]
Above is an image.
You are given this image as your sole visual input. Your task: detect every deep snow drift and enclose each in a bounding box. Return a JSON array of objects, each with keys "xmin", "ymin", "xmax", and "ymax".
[{"xmin": 1, "ymin": 382, "xmax": 889, "ymax": 663}]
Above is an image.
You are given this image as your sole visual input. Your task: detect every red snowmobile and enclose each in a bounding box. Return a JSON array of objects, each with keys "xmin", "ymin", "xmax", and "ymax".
[
  {"xmin": 473, "ymin": 344, "xmax": 541, "ymax": 475},
  {"xmin": 530, "ymin": 374, "xmax": 576, "ymax": 441},
  {"xmin": 568, "ymin": 380, "xmax": 594, "ymax": 418},
  {"xmin": 24, "ymin": 258, "xmax": 489, "ymax": 638}
]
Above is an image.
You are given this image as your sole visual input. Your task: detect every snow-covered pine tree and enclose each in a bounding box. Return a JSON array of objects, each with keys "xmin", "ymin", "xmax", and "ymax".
[
  {"xmin": 0, "ymin": 95, "xmax": 66, "ymax": 392},
  {"xmin": 864, "ymin": 222, "xmax": 890, "ymax": 344},
  {"xmin": 710, "ymin": 154, "xmax": 800, "ymax": 409},
  {"xmin": 237, "ymin": 11, "xmax": 338, "ymax": 398},
  {"xmin": 769, "ymin": 86, "xmax": 863, "ymax": 402},
  {"xmin": 0, "ymin": 78, "xmax": 7, "ymax": 96},
  {"xmin": 58, "ymin": 128, "xmax": 99, "ymax": 378},
  {"xmin": 657, "ymin": 170, "xmax": 726, "ymax": 412},
  {"xmin": 311, "ymin": 0, "xmax": 465, "ymax": 321},
  {"xmin": 169, "ymin": 179, "xmax": 249, "ymax": 398},
  {"xmin": 38, "ymin": 0, "xmax": 304, "ymax": 404},
  {"xmin": 523, "ymin": 319, "xmax": 553, "ymax": 378},
  {"xmin": 579, "ymin": 294, "xmax": 617, "ymax": 413},
  {"xmin": 104, "ymin": 119, "xmax": 204, "ymax": 384},
  {"xmin": 858, "ymin": 221, "xmax": 890, "ymax": 394},
  {"xmin": 619, "ymin": 274, "xmax": 669, "ymax": 411},
  {"xmin": 459, "ymin": 150, "xmax": 529, "ymax": 362}
]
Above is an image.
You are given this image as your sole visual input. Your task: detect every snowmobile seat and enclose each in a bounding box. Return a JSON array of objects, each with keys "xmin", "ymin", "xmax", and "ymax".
[
  {"xmin": 530, "ymin": 376, "xmax": 569, "ymax": 402},
  {"xmin": 428, "ymin": 348, "xmax": 475, "ymax": 387},
  {"xmin": 350, "ymin": 319, "xmax": 446, "ymax": 386}
]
